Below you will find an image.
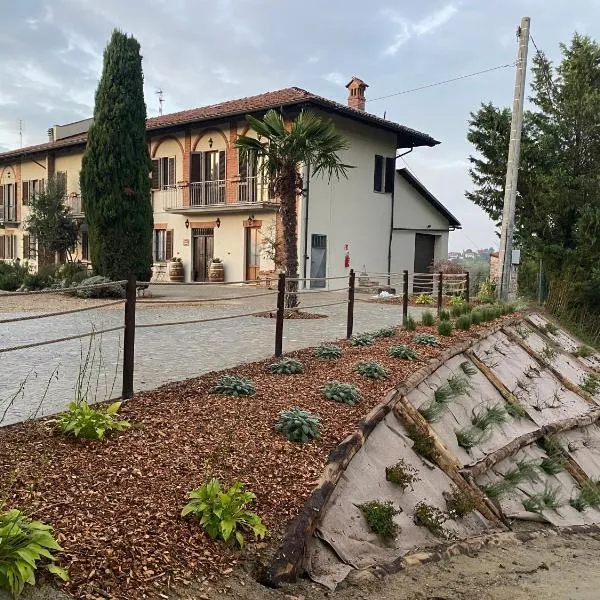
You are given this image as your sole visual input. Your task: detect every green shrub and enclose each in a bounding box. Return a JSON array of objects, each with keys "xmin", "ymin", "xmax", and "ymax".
[
  {"xmin": 456, "ymin": 314, "xmax": 472, "ymax": 330},
  {"xmin": 580, "ymin": 373, "xmax": 600, "ymax": 396},
  {"xmin": 22, "ymin": 265, "xmax": 55, "ymax": 290},
  {"xmin": 471, "ymin": 403, "xmax": 507, "ymax": 430},
  {"xmin": 359, "ymin": 500, "xmax": 400, "ymax": 538},
  {"xmin": 0, "ymin": 506, "xmax": 68, "ymax": 597},
  {"xmin": 476, "ymin": 279, "xmax": 496, "ymax": 304},
  {"xmin": 448, "ymin": 296, "xmax": 466, "ymax": 308},
  {"xmin": 439, "ymin": 309, "xmax": 451, "ymax": 321},
  {"xmin": 57, "ymin": 262, "xmax": 90, "ymax": 286},
  {"xmin": 414, "ymin": 333, "xmax": 439, "ymax": 346},
  {"xmin": 355, "ymin": 360, "xmax": 388, "ymax": 380},
  {"xmin": 275, "ymin": 407, "xmax": 320, "ymax": 442},
  {"xmin": 181, "ymin": 479, "xmax": 266, "ymax": 547},
  {"xmin": 405, "ymin": 423, "xmax": 439, "ymax": 462},
  {"xmin": 415, "ymin": 294, "xmax": 434, "ymax": 305},
  {"xmin": 437, "ymin": 320, "xmax": 453, "ymax": 336},
  {"xmin": 212, "ymin": 375, "xmax": 256, "ymax": 396},
  {"xmin": 570, "ymin": 480, "xmax": 600, "ymax": 511},
  {"xmin": 470, "ymin": 310, "xmax": 484, "ymax": 325},
  {"xmin": 404, "ymin": 315, "xmax": 417, "ymax": 331},
  {"xmin": 574, "ymin": 345, "xmax": 595, "ymax": 358},
  {"xmin": 314, "ymin": 344, "xmax": 343, "ymax": 360},
  {"xmin": 374, "ymin": 326, "xmax": 396, "ymax": 338},
  {"xmin": 413, "ymin": 502, "xmax": 454, "ymax": 539},
  {"xmin": 445, "ymin": 487, "xmax": 478, "ymax": 518},
  {"xmin": 389, "ymin": 345, "xmax": 418, "ymax": 360},
  {"xmin": 71, "ymin": 275, "xmax": 124, "ymax": 298},
  {"xmin": 544, "ymin": 322, "xmax": 559, "ymax": 335},
  {"xmin": 385, "ymin": 459, "xmax": 420, "ymax": 491},
  {"xmin": 350, "ymin": 333, "xmax": 374, "ymax": 346},
  {"xmin": 421, "ymin": 310, "xmax": 435, "ymax": 326},
  {"xmin": 269, "ymin": 357, "xmax": 304, "ymax": 375},
  {"xmin": 0, "ymin": 261, "xmax": 28, "ymax": 291},
  {"xmin": 522, "ymin": 484, "xmax": 563, "ymax": 514},
  {"xmin": 56, "ymin": 401, "xmax": 130, "ymax": 440},
  {"xmin": 321, "ymin": 380, "xmax": 360, "ymax": 405},
  {"xmin": 460, "ymin": 361, "xmax": 477, "ymax": 377}
]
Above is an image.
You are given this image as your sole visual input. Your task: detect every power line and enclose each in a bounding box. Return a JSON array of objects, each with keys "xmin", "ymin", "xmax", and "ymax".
[{"xmin": 367, "ymin": 63, "xmax": 516, "ymax": 103}]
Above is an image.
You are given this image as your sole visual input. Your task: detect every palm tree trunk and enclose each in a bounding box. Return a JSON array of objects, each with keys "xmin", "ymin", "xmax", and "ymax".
[{"xmin": 280, "ymin": 169, "xmax": 300, "ymax": 309}]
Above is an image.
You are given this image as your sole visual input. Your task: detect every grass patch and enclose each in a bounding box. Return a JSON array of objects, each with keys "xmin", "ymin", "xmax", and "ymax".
[
  {"xmin": 439, "ymin": 309, "xmax": 451, "ymax": 321},
  {"xmin": 459, "ymin": 361, "xmax": 477, "ymax": 377},
  {"xmin": 580, "ymin": 373, "xmax": 600, "ymax": 396},
  {"xmin": 522, "ymin": 484, "xmax": 563, "ymax": 514},
  {"xmin": 573, "ymin": 345, "xmax": 595, "ymax": 358},
  {"xmin": 539, "ymin": 455, "xmax": 567, "ymax": 476}
]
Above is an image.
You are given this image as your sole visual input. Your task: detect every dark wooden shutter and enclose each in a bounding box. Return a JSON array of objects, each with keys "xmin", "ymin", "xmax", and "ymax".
[
  {"xmin": 0, "ymin": 236, "xmax": 4, "ymax": 259},
  {"xmin": 57, "ymin": 171, "xmax": 67, "ymax": 191},
  {"xmin": 373, "ymin": 155, "xmax": 383, "ymax": 192},
  {"xmin": 190, "ymin": 153, "xmax": 202, "ymax": 182},
  {"xmin": 238, "ymin": 150, "xmax": 247, "ymax": 180},
  {"xmin": 218, "ymin": 151, "xmax": 226, "ymax": 181},
  {"xmin": 0, "ymin": 186, "xmax": 4, "ymax": 221},
  {"xmin": 384, "ymin": 157, "xmax": 395, "ymax": 193},
  {"xmin": 151, "ymin": 159, "xmax": 160, "ymax": 189},
  {"xmin": 165, "ymin": 229, "xmax": 173, "ymax": 260},
  {"xmin": 22, "ymin": 181, "xmax": 29, "ymax": 206},
  {"xmin": 23, "ymin": 234, "xmax": 29, "ymax": 260},
  {"xmin": 168, "ymin": 158, "xmax": 175, "ymax": 186}
]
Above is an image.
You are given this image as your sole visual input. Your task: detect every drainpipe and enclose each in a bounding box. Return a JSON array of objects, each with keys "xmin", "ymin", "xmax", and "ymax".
[
  {"xmin": 387, "ymin": 146, "xmax": 413, "ymax": 284},
  {"xmin": 302, "ymin": 162, "xmax": 311, "ymax": 289}
]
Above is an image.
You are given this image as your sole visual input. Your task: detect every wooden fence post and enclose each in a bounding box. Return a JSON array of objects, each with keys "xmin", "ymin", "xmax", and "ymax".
[
  {"xmin": 465, "ymin": 271, "xmax": 470, "ymax": 304},
  {"xmin": 437, "ymin": 272, "xmax": 443, "ymax": 315},
  {"xmin": 122, "ymin": 274, "xmax": 137, "ymax": 400},
  {"xmin": 402, "ymin": 270, "xmax": 409, "ymax": 326},
  {"xmin": 275, "ymin": 273, "xmax": 286, "ymax": 357},
  {"xmin": 347, "ymin": 269, "xmax": 355, "ymax": 338}
]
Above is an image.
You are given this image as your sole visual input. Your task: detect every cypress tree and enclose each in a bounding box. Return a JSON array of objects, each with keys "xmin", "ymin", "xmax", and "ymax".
[{"xmin": 80, "ymin": 29, "xmax": 153, "ymax": 282}]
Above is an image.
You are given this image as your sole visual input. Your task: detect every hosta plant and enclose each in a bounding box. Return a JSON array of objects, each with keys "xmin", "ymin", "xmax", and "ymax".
[
  {"xmin": 269, "ymin": 357, "xmax": 304, "ymax": 375},
  {"xmin": 274, "ymin": 407, "xmax": 320, "ymax": 443},
  {"xmin": 389, "ymin": 345, "xmax": 418, "ymax": 360},
  {"xmin": 414, "ymin": 333, "xmax": 439, "ymax": 347},
  {"xmin": 181, "ymin": 479, "xmax": 266, "ymax": 547},
  {"xmin": 0, "ymin": 507, "xmax": 68, "ymax": 597},
  {"xmin": 350, "ymin": 333, "xmax": 374, "ymax": 347},
  {"xmin": 212, "ymin": 375, "xmax": 256, "ymax": 396},
  {"xmin": 374, "ymin": 326, "xmax": 396, "ymax": 338},
  {"xmin": 314, "ymin": 344, "xmax": 343, "ymax": 360},
  {"xmin": 415, "ymin": 294, "xmax": 434, "ymax": 305},
  {"xmin": 355, "ymin": 360, "xmax": 388, "ymax": 380},
  {"xmin": 320, "ymin": 380, "xmax": 360, "ymax": 405},
  {"xmin": 56, "ymin": 401, "xmax": 130, "ymax": 440},
  {"xmin": 448, "ymin": 296, "xmax": 466, "ymax": 308},
  {"xmin": 359, "ymin": 500, "xmax": 400, "ymax": 539}
]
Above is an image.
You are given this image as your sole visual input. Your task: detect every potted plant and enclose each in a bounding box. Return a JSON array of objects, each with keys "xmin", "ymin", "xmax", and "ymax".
[
  {"xmin": 168, "ymin": 257, "xmax": 184, "ymax": 282},
  {"xmin": 208, "ymin": 257, "xmax": 225, "ymax": 282}
]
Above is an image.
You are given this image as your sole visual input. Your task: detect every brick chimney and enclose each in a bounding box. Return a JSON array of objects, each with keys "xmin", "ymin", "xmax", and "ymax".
[{"xmin": 346, "ymin": 76, "xmax": 368, "ymax": 111}]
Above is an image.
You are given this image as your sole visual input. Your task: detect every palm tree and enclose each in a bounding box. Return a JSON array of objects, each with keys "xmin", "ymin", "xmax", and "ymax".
[{"xmin": 236, "ymin": 110, "xmax": 350, "ymax": 308}]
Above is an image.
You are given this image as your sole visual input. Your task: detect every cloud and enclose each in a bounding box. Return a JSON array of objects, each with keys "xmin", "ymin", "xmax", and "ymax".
[
  {"xmin": 324, "ymin": 72, "xmax": 347, "ymax": 86},
  {"xmin": 213, "ymin": 66, "xmax": 240, "ymax": 86},
  {"xmin": 382, "ymin": 3, "xmax": 460, "ymax": 56}
]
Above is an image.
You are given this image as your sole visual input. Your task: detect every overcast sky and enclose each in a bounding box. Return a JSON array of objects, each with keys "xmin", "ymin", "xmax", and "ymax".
[{"xmin": 0, "ymin": 0, "xmax": 596, "ymax": 251}]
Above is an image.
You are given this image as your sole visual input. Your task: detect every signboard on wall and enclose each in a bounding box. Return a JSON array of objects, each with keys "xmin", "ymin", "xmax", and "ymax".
[{"xmin": 183, "ymin": 239, "xmax": 190, "ymax": 247}]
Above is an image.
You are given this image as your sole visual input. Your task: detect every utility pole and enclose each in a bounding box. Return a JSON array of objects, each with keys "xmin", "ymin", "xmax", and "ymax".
[{"xmin": 498, "ymin": 16, "xmax": 530, "ymax": 301}]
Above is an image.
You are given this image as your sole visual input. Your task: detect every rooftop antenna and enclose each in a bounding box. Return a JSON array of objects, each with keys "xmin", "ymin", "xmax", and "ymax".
[
  {"xmin": 155, "ymin": 89, "xmax": 164, "ymax": 116},
  {"xmin": 19, "ymin": 120, "xmax": 23, "ymax": 148}
]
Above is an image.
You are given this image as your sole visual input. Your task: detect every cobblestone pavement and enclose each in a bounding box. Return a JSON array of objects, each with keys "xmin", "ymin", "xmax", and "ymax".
[{"xmin": 0, "ymin": 285, "xmax": 421, "ymax": 426}]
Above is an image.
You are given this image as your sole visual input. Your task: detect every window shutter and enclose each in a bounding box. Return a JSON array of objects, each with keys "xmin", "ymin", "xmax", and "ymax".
[
  {"xmin": 166, "ymin": 229, "xmax": 173, "ymax": 260},
  {"xmin": 151, "ymin": 159, "xmax": 160, "ymax": 189},
  {"xmin": 23, "ymin": 234, "xmax": 29, "ymax": 259},
  {"xmin": 373, "ymin": 155, "xmax": 383, "ymax": 192},
  {"xmin": 41, "ymin": 178, "xmax": 45, "ymax": 192},
  {"xmin": 219, "ymin": 151, "xmax": 226, "ymax": 181},
  {"xmin": 384, "ymin": 157, "xmax": 395, "ymax": 193},
  {"xmin": 57, "ymin": 171, "xmax": 67, "ymax": 191},
  {"xmin": 0, "ymin": 236, "xmax": 4, "ymax": 260},
  {"xmin": 14, "ymin": 184, "xmax": 19, "ymax": 222},
  {"xmin": 168, "ymin": 157, "xmax": 176, "ymax": 186},
  {"xmin": 190, "ymin": 153, "xmax": 202, "ymax": 182},
  {"xmin": 22, "ymin": 181, "xmax": 29, "ymax": 206}
]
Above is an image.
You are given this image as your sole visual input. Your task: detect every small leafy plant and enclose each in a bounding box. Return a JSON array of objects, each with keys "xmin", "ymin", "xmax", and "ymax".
[
  {"xmin": 437, "ymin": 320, "xmax": 453, "ymax": 336},
  {"xmin": 470, "ymin": 310, "xmax": 484, "ymax": 325},
  {"xmin": 321, "ymin": 380, "xmax": 360, "ymax": 405},
  {"xmin": 455, "ymin": 314, "xmax": 472, "ymax": 331},
  {"xmin": 212, "ymin": 375, "xmax": 256, "ymax": 396},
  {"xmin": 448, "ymin": 296, "xmax": 466, "ymax": 308},
  {"xmin": 574, "ymin": 345, "xmax": 594, "ymax": 358},
  {"xmin": 404, "ymin": 315, "xmax": 416, "ymax": 331},
  {"xmin": 413, "ymin": 502, "xmax": 455, "ymax": 539},
  {"xmin": 540, "ymin": 343, "xmax": 558, "ymax": 365},
  {"xmin": 544, "ymin": 322, "xmax": 559, "ymax": 335},
  {"xmin": 415, "ymin": 294, "xmax": 434, "ymax": 305},
  {"xmin": 350, "ymin": 333, "xmax": 375, "ymax": 347},
  {"xmin": 580, "ymin": 373, "xmax": 600, "ymax": 396},
  {"xmin": 375, "ymin": 326, "xmax": 396, "ymax": 338},
  {"xmin": 181, "ymin": 479, "xmax": 266, "ymax": 547},
  {"xmin": 445, "ymin": 487, "xmax": 478, "ymax": 518},
  {"xmin": 570, "ymin": 480, "xmax": 600, "ymax": 511},
  {"xmin": 405, "ymin": 423, "xmax": 439, "ymax": 462},
  {"xmin": 56, "ymin": 401, "xmax": 130, "ymax": 440},
  {"xmin": 414, "ymin": 333, "xmax": 439, "ymax": 347},
  {"xmin": 359, "ymin": 500, "xmax": 400, "ymax": 539},
  {"xmin": 539, "ymin": 454, "xmax": 567, "ymax": 476},
  {"xmin": 0, "ymin": 506, "xmax": 68, "ymax": 597},
  {"xmin": 471, "ymin": 403, "xmax": 507, "ymax": 430},
  {"xmin": 355, "ymin": 360, "xmax": 388, "ymax": 380},
  {"xmin": 522, "ymin": 484, "xmax": 563, "ymax": 514},
  {"xmin": 389, "ymin": 345, "xmax": 418, "ymax": 360},
  {"xmin": 274, "ymin": 407, "xmax": 320, "ymax": 443},
  {"xmin": 386, "ymin": 459, "xmax": 420, "ymax": 491},
  {"xmin": 314, "ymin": 344, "xmax": 343, "ymax": 360},
  {"xmin": 515, "ymin": 323, "xmax": 530, "ymax": 339},
  {"xmin": 269, "ymin": 357, "xmax": 304, "ymax": 375},
  {"xmin": 439, "ymin": 309, "xmax": 451, "ymax": 321},
  {"xmin": 456, "ymin": 427, "xmax": 485, "ymax": 450},
  {"xmin": 421, "ymin": 310, "xmax": 436, "ymax": 326},
  {"xmin": 460, "ymin": 361, "xmax": 477, "ymax": 377}
]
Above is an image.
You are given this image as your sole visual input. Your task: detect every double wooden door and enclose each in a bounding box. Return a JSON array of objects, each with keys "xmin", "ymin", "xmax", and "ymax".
[{"xmin": 192, "ymin": 228, "xmax": 214, "ymax": 282}]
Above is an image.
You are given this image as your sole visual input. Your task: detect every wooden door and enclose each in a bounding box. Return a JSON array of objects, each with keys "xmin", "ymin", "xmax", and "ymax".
[
  {"xmin": 192, "ymin": 228, "xmax": 214, "ymax": 281},
  {"xmin": 310, "ymin": 234, "xmax": 327, "ymax": 289},
  {"xmin": 245, "ymin": 227, "xmax": 260, "ymax": 281},
  {"xmin": 413, "ymin": 233, "xmax": 435, "ymax": 293}
]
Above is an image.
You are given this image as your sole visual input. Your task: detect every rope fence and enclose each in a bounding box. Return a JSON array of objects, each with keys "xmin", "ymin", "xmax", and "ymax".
[
  {"xmin": 0, "ymin": 300, "xmax": 125, "ymax": 324},
  {"xmin": 0, "ymin": 280, "xmax": 127, "ymax": 298}
]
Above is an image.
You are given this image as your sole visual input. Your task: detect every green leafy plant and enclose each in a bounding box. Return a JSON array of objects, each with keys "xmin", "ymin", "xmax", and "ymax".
[
  {"xmin": 274, "ymin": 407, "xmax": 320, "ymax": 443},
  {"xmin": 350, "ymin": 333, "xmax": 374, "ymax": 347},
  {"xmin": 460, "ymin": 361, "xmax": 477, "ymax": 377},
  {"xmin": 385, "ymin": 459, "xmax": 420, "ymax": 491},
  {"xmin": 455, "ymin": 314, "xmax": 472, "ymax": 331},
  {"xmin": 476, "ymin": 279, "xmax": 496, "ymax": 304},
  {"xmin": 0, "ymin": 506, "xmax": 68, "ymax": 597},
  {"xmin": 212, "ymin": 375, "xmax": 256, "ymax": 396},
  {"xmin": 447, "ymin": 374, "xmax": 471, "ymax": 396},
  {"xmin": 456, "ymin": 427, "xmax": 485, "ymax": 450},
  {"xmin": 539, "ymin": 455, "xmax": 567, "ymax": 476},
  {"xmin": 269, "ymin": 357, "xmax": 304, "ymax": 375},
  {"xmin": 540, "ymin": 343, "xmax": 558, "ymax": 365},
  {"xmin": 570, "ymin": 480, "xmax": 600, "ymax": 511},
  {"xmin": 374, "ymin": 326, "xmax": 396, "ymax": 338},
  {"xmin": 314, "ymin": 344, "xmax": 343, "ymax": 360},
  {"xmin": 542, "ymin": 435, "xmax": 567, "ymax": 459},
  {"xmin": 580, "ymin": 373, "xmax": 600, "ymax": 396},
  {"xmin": 445, "ymin": 487, "xmax": 478, "ymax": 518},
  {"xmin": 358, "ymin": 500, "xmax": 400, "ymax": 539},
  {"xmin": 448, "ymin": 296, "xmax": 466, "ymax": 308},
  {"xmin": 389, "ymin": 345, "xmax": 418, "ymax": 360},
  {"xmin": 404, "ymin": 315, "xmax": 417, "ymax": 331},
  {"xmin": 437, "ymin": 320, "xmax": 453, "ymax": 336},
  {"xmin": 544, "ymin": 322, "xmax": 559, "ymax": 335},
  {"xmin": 181, "ymin": 479, "xmax": 266, "ymax": 547},
  {"xmin": 320, "ymin": 380, "xmax": 360, "ymax": 405},
  {"xmin": 355, "ymin": 360, "xmax": 388, "ymax": 380},
  {"xmin": 413, "ymin": 502, "xmax": 455, "ymax": 539},
  {"xmin": 439, "ymin": 309, "xmax": 451, "ymax": 321},
  {"xmin": 405, "ymin": 423, "xmax": 439, "ymax": 462},
  {"xmin": 574, "ymin": 345, "xmax": 594, "ymax": 358},
  {"xmin": 415, "ymin": 294, "xmax": 434, "ymax": 305},
  {"xmin": 522, "ymin": 484, "xmax": 563, "ymax": 514},
  {"xmin": 56, "ymin": 401, "xmax": 130, "ymax": 440},
  {"xmin": 414, "ymin": 333, "xmax": 439, "ymax": 347},
  {"xmin": 421, "ymin": 310, "xmax": 436, "ymax": 326}
]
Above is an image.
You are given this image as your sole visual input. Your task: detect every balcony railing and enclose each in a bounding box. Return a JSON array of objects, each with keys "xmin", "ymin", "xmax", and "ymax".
[
  {"xmin": 237, "ymin": 176, "xmax": 271, "ymax": 204},
  {"xmin": 190, "ymin": 180, "xmax": 226, "ymax": 207},
  {"xmin": 153, "ymin": 185, "xmax": 183, "ymax": 211},
  {"xmin": 65, "ymin": 194, "xmax": 84, "ymax": 217}
]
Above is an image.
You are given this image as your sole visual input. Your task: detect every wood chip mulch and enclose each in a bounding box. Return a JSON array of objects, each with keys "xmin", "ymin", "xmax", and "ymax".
[
  {"xmin": 0, "ymin": 318, "xmax": 511, "ymax": 600},
  {"xmin": 254, "ymin": 310, "xmax": 327, "ymax": 319}
]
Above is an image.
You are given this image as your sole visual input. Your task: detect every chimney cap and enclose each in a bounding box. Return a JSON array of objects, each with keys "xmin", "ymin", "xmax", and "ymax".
[{"xmin": 345, "ymin": 76, "xmax": 369, "ymax": 89}]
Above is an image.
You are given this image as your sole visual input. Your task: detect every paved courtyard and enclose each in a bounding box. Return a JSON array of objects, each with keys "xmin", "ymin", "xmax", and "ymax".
[{"xmin": 0, "ymin": 285, "xmax": 419, "ymax": 426}]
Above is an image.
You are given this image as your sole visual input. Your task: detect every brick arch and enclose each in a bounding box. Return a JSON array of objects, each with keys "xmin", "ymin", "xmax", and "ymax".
[
  {"xmin": 150, "ymin": 135, "xmax": 184, "ymax": 158},
  {"xmin": 0, "ymin": 165, "xmax": 16, "ymax": 182},
  {"xmin": 191, "ymin": 128, "xmax": 229, "ymax": 151}
]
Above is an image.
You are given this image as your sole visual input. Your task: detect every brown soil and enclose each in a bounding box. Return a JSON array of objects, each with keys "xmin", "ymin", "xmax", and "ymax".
[
  {"xmin": 0, "ymin": 316, "xmax": 515, "ymax": 600},
  {"xmin": 254, "ymin": 310, "xmax": 327, "ymax": 319}
]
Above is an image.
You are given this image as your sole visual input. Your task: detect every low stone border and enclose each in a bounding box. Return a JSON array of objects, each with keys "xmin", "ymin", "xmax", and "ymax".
[{"xmin": 262, "ymin": 317, "xmax": 519, "ymax": 586}]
